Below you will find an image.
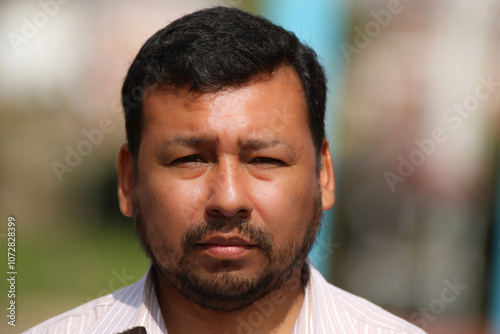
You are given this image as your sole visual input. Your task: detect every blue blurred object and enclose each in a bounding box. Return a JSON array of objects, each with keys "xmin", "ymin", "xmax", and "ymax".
[
  {"xmin": 491, "ymin": 146, "xmax": 500, "ymax": 333},
  {"xmin": 259, "ymin": 0, "xmax": 347, "ymax": 280}
]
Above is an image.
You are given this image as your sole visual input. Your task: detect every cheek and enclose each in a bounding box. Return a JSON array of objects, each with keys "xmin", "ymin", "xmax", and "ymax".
[
  {"xmin": 137, "ymin": 176, "xmax": 209, "ymax": 246},
  {"xmin": 251, "ymin": 174, "xmax": 317, "ymax": 243}
]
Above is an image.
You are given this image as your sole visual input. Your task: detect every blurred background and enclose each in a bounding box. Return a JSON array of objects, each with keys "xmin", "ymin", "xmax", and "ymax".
[{"xmin": 1, "ymin": 0, "xmax": 499, "ymax": 333}]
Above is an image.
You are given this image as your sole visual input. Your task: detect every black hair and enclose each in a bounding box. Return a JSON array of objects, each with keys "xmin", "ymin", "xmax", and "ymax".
[{"xmin": 121, "ymin": 6, "xmax": 327, "ymax": 168}]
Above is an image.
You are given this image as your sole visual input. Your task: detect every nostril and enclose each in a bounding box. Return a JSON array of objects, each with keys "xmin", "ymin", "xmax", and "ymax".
[
  {"xmin": 205, "ymin": 205, "xmax": 252, "ymax": 219},
  {"xmin": 204, "ymin": 209, "xmax": 252, "ymax": 224}
]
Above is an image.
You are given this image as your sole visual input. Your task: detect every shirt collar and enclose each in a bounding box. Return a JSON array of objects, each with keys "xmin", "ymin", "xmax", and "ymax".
[
  {"xmin": 87, "ymin": 264, "xmax": 167, "ymax": 334},
  {"xmin": 291, "ymin": 258, "xmax": 317, "ymax": 333}
]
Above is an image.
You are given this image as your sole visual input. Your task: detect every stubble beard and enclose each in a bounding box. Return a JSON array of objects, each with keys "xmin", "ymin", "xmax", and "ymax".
[{"xmin": 132, "ymin": 187, "xmax": 323, "ymax": 312}]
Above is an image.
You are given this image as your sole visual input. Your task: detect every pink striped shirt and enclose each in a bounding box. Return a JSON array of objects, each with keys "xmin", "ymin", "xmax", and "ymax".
[{"xmin": 23, "ymin": 260, "xmax": 426, "ymax": 333}]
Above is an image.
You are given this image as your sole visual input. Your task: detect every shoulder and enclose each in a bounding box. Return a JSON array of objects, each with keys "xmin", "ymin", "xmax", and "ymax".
[
  {"xmin": 306, "ymin": 263, "xmax": 427, "ymax": 333},
  {"xmin": 21, "ymin": 278, "xmax": 143, "ymax": 334},
  {"xmin": 328, "ymin": 284, "xmax": 426, "ymax": 333}
]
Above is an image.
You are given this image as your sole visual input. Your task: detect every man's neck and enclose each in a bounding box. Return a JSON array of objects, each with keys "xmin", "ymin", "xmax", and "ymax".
[{"xmin": 155, "ymin": 266, "xmax": 308, "ymax": 334}]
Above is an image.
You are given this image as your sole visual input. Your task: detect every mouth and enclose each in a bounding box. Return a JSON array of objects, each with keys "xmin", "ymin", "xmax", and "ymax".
[{"xmin": 198, "ymin": 236, "xmax": 257, "ymax": 259}]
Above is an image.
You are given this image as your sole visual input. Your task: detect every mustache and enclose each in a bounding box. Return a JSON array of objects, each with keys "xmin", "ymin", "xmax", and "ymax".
[{"xmin": 182, "ymin": 220, "xmax": 273, "ymax": 257}]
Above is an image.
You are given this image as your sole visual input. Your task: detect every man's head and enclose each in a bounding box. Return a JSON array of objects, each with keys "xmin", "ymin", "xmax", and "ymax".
[{"xmin": 117, "ymin": 6, "xmax": 335, "ymax": 312}]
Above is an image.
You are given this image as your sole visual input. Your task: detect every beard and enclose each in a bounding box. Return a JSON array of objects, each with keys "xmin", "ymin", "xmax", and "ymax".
[{"xmin": 133, "ymin": 186, "xmax": 323, "ymax": 312}]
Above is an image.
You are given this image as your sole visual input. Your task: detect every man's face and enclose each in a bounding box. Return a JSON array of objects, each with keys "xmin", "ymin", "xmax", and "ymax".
[{"xmin": 118, "ymin": 67, "xmax": 335, "ymax": 311}]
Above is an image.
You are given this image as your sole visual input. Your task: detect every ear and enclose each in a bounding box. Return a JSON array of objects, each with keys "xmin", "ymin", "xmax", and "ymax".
[
  {"xmin": 117, "ymin": 143, "xmax": 135, "ymax": 217},
  {"xmin": 319, "ymin": 139, "xmax": 335, "ymax": 211}
]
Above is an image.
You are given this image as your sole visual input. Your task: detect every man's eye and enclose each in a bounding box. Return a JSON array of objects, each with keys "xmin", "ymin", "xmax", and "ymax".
[
  {"xmin": 173, "ymin": 155, "xmax": 204, "ymax": 164},
  {"xmin": 250, "ymin": 157, "xmax": 283, "ymax": 165}
]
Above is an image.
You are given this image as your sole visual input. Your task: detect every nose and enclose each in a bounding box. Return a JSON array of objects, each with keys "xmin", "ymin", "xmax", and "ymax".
[{"xmin": 205, "ymin": 157, "xmax": 253, "ymax": 220}]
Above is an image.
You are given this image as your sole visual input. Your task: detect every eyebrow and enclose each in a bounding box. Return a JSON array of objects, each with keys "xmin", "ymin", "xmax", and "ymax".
[
  {"xmin": 159, "ymin": 136, "xmax": 216, "ymax": 150},
  {"xmin": 159, "ymin": 136, "xmax": 296, "ymax": 156},
  {"xmin": 240, "ymin": 139, "xmax": 293, "ymax": 153}
]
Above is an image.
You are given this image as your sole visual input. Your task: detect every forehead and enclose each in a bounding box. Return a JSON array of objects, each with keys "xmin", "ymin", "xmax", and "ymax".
[{"xmin": 141, "ymin": 67, "xmax": 311, "ymax": 145}]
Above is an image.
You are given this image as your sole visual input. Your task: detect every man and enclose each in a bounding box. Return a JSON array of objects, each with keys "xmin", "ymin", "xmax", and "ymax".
[{"xmin": 25, "ymin": 6, "xmax": 426, "ymax": 334}]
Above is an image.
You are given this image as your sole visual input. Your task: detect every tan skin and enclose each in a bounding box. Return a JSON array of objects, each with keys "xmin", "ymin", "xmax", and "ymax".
[{"xmin": 117, "ymin": 67, "xmax": 335, "ymax": 333}]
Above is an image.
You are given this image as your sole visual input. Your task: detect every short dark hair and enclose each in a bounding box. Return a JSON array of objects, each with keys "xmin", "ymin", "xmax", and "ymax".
[{"xmin": 122, "ymin": 6, "xmax": 327, "ymax": 167}]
